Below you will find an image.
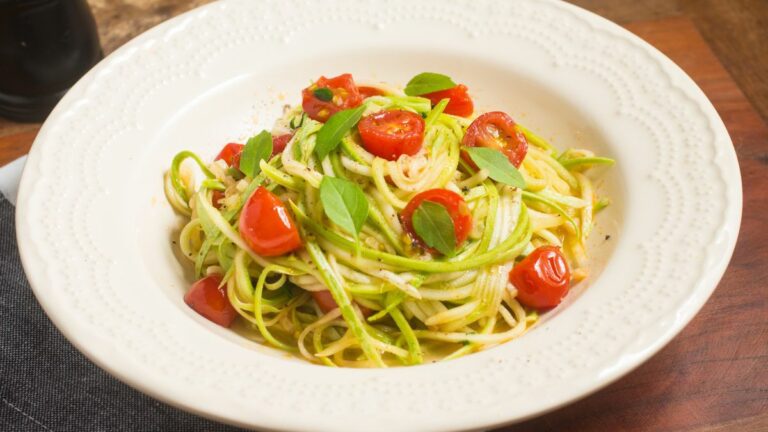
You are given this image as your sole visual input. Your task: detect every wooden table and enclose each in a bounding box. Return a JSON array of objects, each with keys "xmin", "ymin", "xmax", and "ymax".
[{"xmin": 1, "ymin": 3, "xmax": 766, "ymax": 432}]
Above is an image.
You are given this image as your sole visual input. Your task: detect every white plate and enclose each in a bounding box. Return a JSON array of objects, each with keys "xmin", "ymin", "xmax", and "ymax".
[{"xmin": 16, "ymin": 0, "xmax": 741, "ymax": 430}]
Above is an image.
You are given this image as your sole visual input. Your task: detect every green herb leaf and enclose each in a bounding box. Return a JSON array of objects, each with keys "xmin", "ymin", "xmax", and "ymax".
[
  {"xmin": 239, "ymin": 130, "xmax": 273, "ymax": 178},
  {"xmin": 404, "ymin": 72, "xmax": 457, "ymax": 96},
  {"xmin": 465, "ymin": 147, "xmax": 526, "ymax": 188},
  {"xmin": 319, "ymin": 176, "xmax": 369, "ymax": 240},
  {"xmin": 315, "ymin": 105, "xmax": 366, "ymax": 160},
  {"xmin": 412, "ymin": 201, "xmax": 456, "ymax": 256},
  {"xmin": 313, "ymin": 87, "xmax": 333, "ymax": 102}
]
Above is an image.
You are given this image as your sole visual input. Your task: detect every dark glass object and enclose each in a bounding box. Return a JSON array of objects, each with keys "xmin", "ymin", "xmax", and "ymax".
[{"xmin": 0, "ymin": 0, "xmax": 102, "ymax": 122}]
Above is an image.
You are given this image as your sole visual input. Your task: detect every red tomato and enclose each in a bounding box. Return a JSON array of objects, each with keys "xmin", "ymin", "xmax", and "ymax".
[
  {"xmin": 509, "ymin": 246, "xmax": 571, "ymax": 310},
  {"xmin": 184, "ymin": 274, "xmax": 238, "ymax": 327},
  {"xmin": 311, "ymin": 290, "xmax": 339, "ymax": 314},
  {"xmin": 357, "ymin": 85, "xmax": 386, "ymax": 99},
  {"xmin": 358, "ymin": 110, "xmax": 425, "ymax": 160},
  {"xmin": 212, "ymin": 190, "xmax": 225, "ymax": 209},
  {"xmin": 238, "ymin": 187, "xmax": 302, "ymax": 257},
  {"xmin": 423, "ymin": 84, "xmax": 474, "ymax": 117},
  {"xmin": 462, "ymin": 111, "xmax": 528, "ymax": 168},
  {"xmin": 215, "ymin": 142, "xmax": 245, "ymax": 169},
  {"xmin": 272, "ymin": 133, "xmax": 293, "ymax": 156},
  {"xmin": 401, "ymin": 189, "xmax": 472, "ymax": 253},
  {"xmin": 311, "ymin": 290, "xmax": 372, "ymax": 317},
  {"xmin": 301, "ymin": 73, "xmax": 363, "ymax": 122}
]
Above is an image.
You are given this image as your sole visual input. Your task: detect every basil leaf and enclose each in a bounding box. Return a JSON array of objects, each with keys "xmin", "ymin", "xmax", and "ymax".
[
  {"xmin": 319, "ymin": 176, "xmax": 369, "ymax": 240},
  {"xmin": 404, "ymin": 72, "xmax": 457, "ymax": 96},
  {"xmin": 465, "ymin": 147, "xmax": 526, "ymax": 188},
  {"xmin": 239, "ymin": 130, "xmax": 273, "ymax": 178},
  {"xmin": 313, "ymin": 87, "xmax": 333, "ymax": 102},
  {"xmin": 315, "ymin": 105, "xmax": 366, "ymax": 160},
  {"xmin": 412, "ymin": 201, "xmax": 456, "ymax": 256}
]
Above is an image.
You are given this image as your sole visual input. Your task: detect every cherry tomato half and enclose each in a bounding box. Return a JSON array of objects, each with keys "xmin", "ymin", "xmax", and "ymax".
[
  {"xmin": 401, "ymin": 189, "xmax": 472, "ymax": 253},
  {"xmin": 357, "ymin": 85, "xmax": 386, "ymax": 99},
  {"xmin": 184, "ymin": 274, "xmax": 238, "ymax": 327},
  {"xmin": 311, "ymin": 290, "xmax": 338, "ymax": 314},
  {"xmin": 272, "ymin": 133, "xmax": 293, "ymax": 156},
  {"xmin": 358, "ymin": 110, "xmax": 425, "ymax": 161},
  {"xmin": 311, "ymin": 290, "xmax": 372, "ymax": 317},
  {"xmin": 423, "ymin": 84, "xmax": 474, "ymax": 117},
  {"xmin": 301, "ymin": 73, "xmax": 363, "ymax": 122},
  {"xmin": 215, "ymin": 142, "xmax": 245, "ymax": 169},
  {"xmin": 462, "ymin": 111, "xmax": 528, "ymax": 168},
  {"xmin": 509, "ymin": 246, "xmax": 571, "ymax": 310},
  {"xmin": 238, "ymin": 187, "xmax": 302, "ymax": 257}
]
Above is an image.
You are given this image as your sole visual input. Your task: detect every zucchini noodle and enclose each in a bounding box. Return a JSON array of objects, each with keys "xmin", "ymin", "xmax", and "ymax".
[{"xmin": 164, "ymin": 79, "xmax": 614, "ymax": 367}]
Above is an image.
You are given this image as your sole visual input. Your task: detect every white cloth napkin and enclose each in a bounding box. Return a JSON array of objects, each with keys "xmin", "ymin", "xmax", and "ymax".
[{"xmin": 0, "ymin": 156, "xmax": 26, "ymax": 206}]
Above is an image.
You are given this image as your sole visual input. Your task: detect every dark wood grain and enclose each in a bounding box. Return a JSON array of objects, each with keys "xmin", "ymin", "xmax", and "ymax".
[
  {"xmin": 0, "ymin": 3, "xmax": 765, "ymax": 431},
  {"xmin": 0, "ymin": 129, "xmax": 38, "ymax": 164},
  {"xmin": 86, "ymin": 0, "xmax": 212, "ymax": 54},
  {"xmin": 498, "ymin": 16, "xmax": 768, "ymax": 432},
  {"xmin": 570, "ymin": 0, "xmax": 768, "ymax": 124}
]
